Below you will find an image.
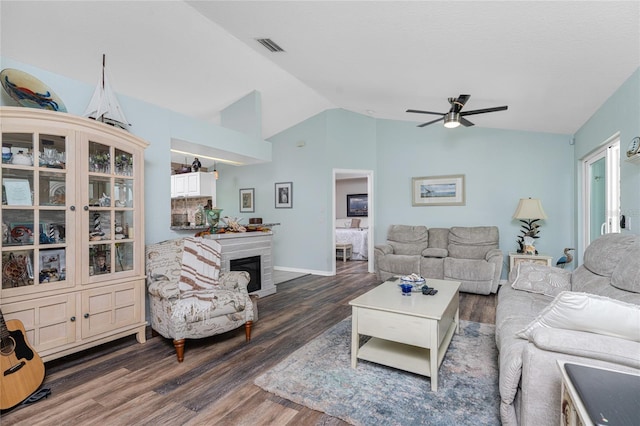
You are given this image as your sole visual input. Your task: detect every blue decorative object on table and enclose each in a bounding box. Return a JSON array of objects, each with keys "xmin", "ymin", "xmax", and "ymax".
[{"xmin": 400, "ymin": 283, "xmax": 413, "ymax": 295}]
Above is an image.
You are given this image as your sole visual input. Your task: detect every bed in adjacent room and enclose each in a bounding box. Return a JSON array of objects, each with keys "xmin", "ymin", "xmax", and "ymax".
[{"xmin": 335, "ymin": 218, "xmax": 368, "ymax": 260}]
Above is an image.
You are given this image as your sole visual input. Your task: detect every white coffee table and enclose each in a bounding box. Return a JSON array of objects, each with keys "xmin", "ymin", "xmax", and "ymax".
[{"xmin": 349, "ymin": 278, "xmax": 460, "ymax": 391}]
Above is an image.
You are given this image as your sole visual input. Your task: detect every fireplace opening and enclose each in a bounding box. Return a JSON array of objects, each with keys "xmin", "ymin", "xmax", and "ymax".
[{"xmin": 230, "ymin": 256, "xmax": 261, "ymax": 293}]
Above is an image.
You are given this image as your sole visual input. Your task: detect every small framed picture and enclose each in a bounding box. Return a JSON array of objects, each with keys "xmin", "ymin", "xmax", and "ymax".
[
  {"xmin": 347, "ymin": 193, "xmax": 368, "ymax": 217},
  {"xmin": 275, "ymin": 182, "xmax": 292, "ymax": 209},
  {"xmin": 239, "ymin": 188, "xmax": 255, "ymax": 213},
  {"xmin": 39, "ymin": 248, "xmax": 66, "ymax": 283},
  {"xmin": 3, "ymin": 178, "xmax": 32, "ymax": 206},
  {"xmin": 412, "ymin": 174, "xmax": 465, "ymax": 206}
]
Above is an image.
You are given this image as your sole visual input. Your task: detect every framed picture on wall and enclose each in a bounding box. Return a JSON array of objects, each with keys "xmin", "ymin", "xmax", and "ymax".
[
  {"xmin": 275, "ymin": 182, "xmax": 292, "ymax": 208},
  {"xmin": 239, "ymin": 188, "xmax": 255, "ymax": 213},
  {"xmin": 347, "ymin": 193, "xmax": 368, "ymax": 217},
  {"xmin": 412, "ymin": 174, "xmax": 465, "ymax": 206}
]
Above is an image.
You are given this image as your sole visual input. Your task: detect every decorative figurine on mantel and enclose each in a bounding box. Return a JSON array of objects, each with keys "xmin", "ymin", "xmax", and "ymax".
[{"xmin": 191, "ymin": 157, "xmax": 201, "ymax": 172}]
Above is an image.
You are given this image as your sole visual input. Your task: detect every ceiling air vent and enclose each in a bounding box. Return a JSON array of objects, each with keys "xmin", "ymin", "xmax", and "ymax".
[{"xmin": 255, "ymin": 38, "xmax": 285, "ymax": 53}]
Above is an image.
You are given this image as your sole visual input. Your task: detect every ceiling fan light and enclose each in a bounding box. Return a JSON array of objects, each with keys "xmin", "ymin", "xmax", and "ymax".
[{"xmin": 443, "ymin": 112, "xmax": 461, "ymax": 128}]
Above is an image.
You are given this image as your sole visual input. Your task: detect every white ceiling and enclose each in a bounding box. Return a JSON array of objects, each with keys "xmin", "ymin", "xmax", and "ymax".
[{"xmin": 1, "ymin": 1, "xmax": 639, "ymax": 141}]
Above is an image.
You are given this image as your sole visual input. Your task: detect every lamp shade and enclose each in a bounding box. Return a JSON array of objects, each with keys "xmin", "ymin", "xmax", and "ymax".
[{"xmin": 513, "ymin": 198, "xmax": 548, "ymax": 220}]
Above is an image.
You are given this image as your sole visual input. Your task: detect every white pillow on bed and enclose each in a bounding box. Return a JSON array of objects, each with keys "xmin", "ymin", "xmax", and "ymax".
[{"xmin": 517, "ymin": 291, "xmax": 640, "ymax": 342}]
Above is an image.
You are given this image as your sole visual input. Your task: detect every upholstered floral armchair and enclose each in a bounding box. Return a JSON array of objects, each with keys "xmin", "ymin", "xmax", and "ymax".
[{"xmin": 145, "ymin": 237, "xmax": 255, "ymax": 362}]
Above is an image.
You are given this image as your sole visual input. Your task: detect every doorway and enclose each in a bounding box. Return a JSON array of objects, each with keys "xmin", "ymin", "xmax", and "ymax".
[
  {"xmin": 582, "ymin": 134, "xmax": 620, "ymax": 249},
  {"xmin": 333, "ymin": 169, "xmax": 374, "ymax": 274}
]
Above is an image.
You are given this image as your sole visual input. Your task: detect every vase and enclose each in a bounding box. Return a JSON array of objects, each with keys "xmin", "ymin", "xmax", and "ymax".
[{"xmin": 205, "ymin": 208, "xmax": 223, "ymax": 229}]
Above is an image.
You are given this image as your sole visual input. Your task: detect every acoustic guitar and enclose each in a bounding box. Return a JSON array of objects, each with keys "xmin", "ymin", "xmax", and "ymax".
[{"xmin": 0, "ymin": 309, "xmax": 45, "ymax": 410}]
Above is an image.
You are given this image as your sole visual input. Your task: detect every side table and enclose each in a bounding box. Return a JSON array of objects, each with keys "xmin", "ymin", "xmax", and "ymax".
[
  {"xmin": 336, "ymin": 243, "xmax": 352, "ymax": 262},
  {"xmin": 509, "ymin": 252, "xmax": 553, "ymax": 272},
  {"xmin": 558, "ymin": 361, "xmax": 640, "ymax": 426}
]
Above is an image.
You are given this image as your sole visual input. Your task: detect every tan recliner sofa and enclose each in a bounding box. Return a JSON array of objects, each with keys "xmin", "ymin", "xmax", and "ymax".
[{"xmin": 374, "ymin": 225, "xmax": 503, "ymax": 294}]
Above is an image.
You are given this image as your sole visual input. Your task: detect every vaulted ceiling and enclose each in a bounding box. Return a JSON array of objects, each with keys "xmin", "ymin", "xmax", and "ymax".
[{"xmin": 2, "ymin": 1, "xmax": 639, "ymax": 139}]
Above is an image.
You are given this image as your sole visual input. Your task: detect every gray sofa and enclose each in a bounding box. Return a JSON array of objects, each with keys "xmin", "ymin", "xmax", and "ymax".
[
  {"xmin": 374, "ymin": 225, "xmax": 503, "ymax": 294},
  {"xmin": 496, "ymin": 233, "xmax": 640, "ymax": 425}
]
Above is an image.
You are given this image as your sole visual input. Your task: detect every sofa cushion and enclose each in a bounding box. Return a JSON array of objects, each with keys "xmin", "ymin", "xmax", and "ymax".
[
  {"xmin": 444, "ymin": 257, "xmax": 495, "ymax": 281},
  {"xmin": 376, "ymin": 253, "xmax": 421, "ymax": 276},
  {"xmin": 495, "ymin": 285, "xmax": 552, "ymax": 349},
  {"xmin": 517, "ymin": 291, "xmax": 640, "ymax": 343},
  {"xmin": 511, "ymin": 263, "xmax": 571, "ymax": 297},
  {"xmin": 448, "ymin": 226, "xmax": 499, "ymax": 259},
  {"xmin": 583, "ymin": 233, "xmax": 639, "ymax": 277},
  {"xmin": 611, "ymin": 242, "xmax": 640, "ymax": 293},
  {"xmin": 386, "ymin": 224, "xmax": 429, "ymax": 255},
  {"xmin": 530, "ymin": 328, "xmax": 640, "ymax": 369},
  {"xmin": 422, "ymin": 247, "xmax": 447, "ymax": 258},
  {"xmin": 420, "ymin": 256, "xmax": 444, "ymax": 280},
  {"xmin": 427, "ymin": 227, "xmax": 450, "ymax": 250},
  {"xmin": 444, "ymin": 257, "xmax": 495, "ymax": 295}
]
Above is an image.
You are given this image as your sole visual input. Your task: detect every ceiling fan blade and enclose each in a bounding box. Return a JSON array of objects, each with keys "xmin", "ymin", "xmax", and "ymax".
[
  {"xmin": 460, "ymin": 117, "xmax": 475, "ymax": 127},
  {"xmin": 460, "ymin": 105, "xmax": 508, "ymax": 116},
  {"xmin": 449, "ymin": 94, "xmax": 470, "ymax": 113},
  {"xmin": 406, "ymin": 109, "xmax": 446, "ymax": 116},
  {"xmin": 454, "ymin": 94, "xmax": 471, "ymax": 112},
  {"xmin": 417, "ymin": 116, "xmax": 445, "ymax": 127}
]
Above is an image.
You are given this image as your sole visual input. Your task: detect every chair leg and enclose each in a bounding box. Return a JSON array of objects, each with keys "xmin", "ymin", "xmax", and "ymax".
[
  {"xmin": 245, "ymin": 321, "xmax": 253, "ymax": 342},
  {"xmin": 173, "ymin": 339, "xmax": 185, "ymax": 362}
]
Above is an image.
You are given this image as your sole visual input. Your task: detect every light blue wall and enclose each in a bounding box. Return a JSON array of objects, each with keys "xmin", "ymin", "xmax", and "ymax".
[
  {"xmin": 0, "ymin": 57, "xmax": 271, "ymax": 246},
  {"xmin": 3, "ymin": 56, "xmax": 636, "ymax": 279},
  {"xmin": 217, "ymin": 107, "xmax": 573, "ymax": 276},
  {"xmin": 374, "ymin": 119, "xmax": 574, "ymax": 272},
  {"xmin": 573, "ymin": 68, "xmax": 640, "ymax": 260},
  {"xmin": 221, "ymin": 90, "xmax": 262, "ymax": 140},
  {"xmin": 215, "ymin": 109, "xmax": 379, "ymax": 273}
]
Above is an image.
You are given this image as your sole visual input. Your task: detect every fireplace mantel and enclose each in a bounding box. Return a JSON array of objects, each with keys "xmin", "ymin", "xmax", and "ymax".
[{"xmin": 205, "ymin": 231, "xmax": 275, "ymax": 297}]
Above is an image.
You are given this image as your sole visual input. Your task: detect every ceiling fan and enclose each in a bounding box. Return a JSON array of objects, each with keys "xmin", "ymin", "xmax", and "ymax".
[{"xmin": 407, "ymin": 94, "xmax": 508, "ymax": 128}]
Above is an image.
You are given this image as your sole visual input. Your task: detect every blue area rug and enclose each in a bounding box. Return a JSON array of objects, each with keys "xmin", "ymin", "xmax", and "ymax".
[{"xmin": 255, "ymin": 318, "xmax": 499, "ymax": 425}]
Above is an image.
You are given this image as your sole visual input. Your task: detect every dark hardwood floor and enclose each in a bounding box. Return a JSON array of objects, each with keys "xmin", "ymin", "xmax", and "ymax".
[{"xmin": 1, "ymin": 261, "xmax": 496, "ymax": 425}]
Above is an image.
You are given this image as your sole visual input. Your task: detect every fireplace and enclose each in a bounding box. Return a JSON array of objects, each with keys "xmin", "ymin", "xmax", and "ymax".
[
  {"xmin": 230, "ymin": 255, "xmax": 261, "ymax": 293},
  {"xmin": 207, "ymin": 231, "xmax": 276, "ymax": 297}
]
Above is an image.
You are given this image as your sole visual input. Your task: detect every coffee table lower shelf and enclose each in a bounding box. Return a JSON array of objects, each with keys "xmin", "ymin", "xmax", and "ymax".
[{"xmin": 356, "ymin": 319, "xmax": 457, "ymax": 378}]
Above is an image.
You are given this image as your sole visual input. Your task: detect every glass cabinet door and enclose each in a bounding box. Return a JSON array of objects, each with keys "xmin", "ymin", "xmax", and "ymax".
[
  {"xmin": 1, "ymin": 131, "xmax": 71, "ymax": 291},
  {"xmin": 86, "ymin": 141, "xmax": 136, "ymax": 280}
]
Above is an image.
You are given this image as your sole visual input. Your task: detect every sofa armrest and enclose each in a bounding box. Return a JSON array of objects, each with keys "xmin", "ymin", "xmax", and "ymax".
[
  {"xmin": 219, "ymin": 271, "xmax": 251, "ymax": 292},
  {"xmin": 148, "ymin": 277, "xmax": 180, "ymax": 299},
  {"xmin": 530, "ymin": 327, "xmax": 640, "ymax": 369},
  {"xmin": 485, "ymin": 248, "xmax": 503, "ymax": 262},
  {"xmin": 422, "ymin": 247, "xmax": 448, "ymax": 258},
  {"xmin": 374, "ymin": 244, "xmax": 394, "ymax": 255}
]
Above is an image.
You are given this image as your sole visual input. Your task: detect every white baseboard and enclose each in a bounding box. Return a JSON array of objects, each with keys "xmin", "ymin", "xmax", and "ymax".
[{"xmin": 273, "ymin": 265, "xmax": 332, "ymax": 276}]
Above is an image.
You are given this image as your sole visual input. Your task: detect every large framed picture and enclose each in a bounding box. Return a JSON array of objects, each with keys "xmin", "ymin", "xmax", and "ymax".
[
  {"xmin": 239, "ymin": 188, "xmax": 255, "ymax": 213},
  {"xmin": 275, "ymin": 182, "xmax": 292, "ymax": 208},
  {"xmin": 347, "ymin": 193, "xmax": 368, "ymax": 217},
  {"xmin": 412, "ymin": 174, "xmax": 465, "ymax": 206}
]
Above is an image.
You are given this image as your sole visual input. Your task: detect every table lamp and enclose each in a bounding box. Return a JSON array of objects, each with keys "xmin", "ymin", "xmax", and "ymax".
[{"xmin": 513, "ymin": 198, "xmax": 547, "ymax": 254}]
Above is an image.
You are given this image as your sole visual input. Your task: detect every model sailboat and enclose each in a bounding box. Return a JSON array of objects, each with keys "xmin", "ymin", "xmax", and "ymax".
[{"xmin": 84, "ymin": 54, "xmax": 130, "ymax": 130}]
